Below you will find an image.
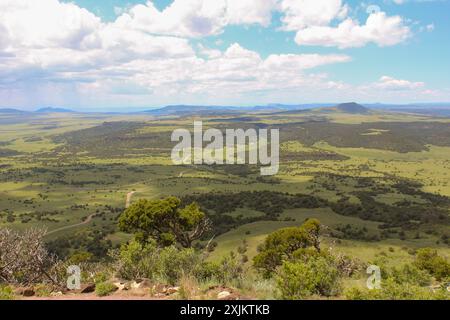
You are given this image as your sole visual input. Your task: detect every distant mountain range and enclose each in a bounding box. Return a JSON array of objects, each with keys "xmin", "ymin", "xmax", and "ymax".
[
  {"xmin": 141, "ymin": 103, "xmax": 336, "ymax": 116},
  {"xmin": 0, "ymin": 107, "xmax": 75, "ymax": 114},
  {"xmin": 0, "ymin": 108, "xmax": 28, "ymax": 114},
  {"xmin": 0, "ymin": 102, "xmax": 449, "ymax": 116},
  {"xmin": 35, "ymin": 107, "xmax": 74, "ymax": 113}
]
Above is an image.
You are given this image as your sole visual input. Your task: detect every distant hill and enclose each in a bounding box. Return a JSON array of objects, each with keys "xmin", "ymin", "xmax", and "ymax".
[
  {"xmin": 335, "ymin": 102, "xmax": 370, "ymax": 114},
  {"xmin": 143, "ymin": 105, "xmax": 235, "ymax": 116},
  {"xmin": 0, "ymin": 108, "xmax": 27, "ymax": 114},
  {"xmin": 142, "ymin": 104, "xmax": 331, "ymax": 116},
  {"xmin": 35, "ymin": 107, "xmax": 74, "ymax": 113}
]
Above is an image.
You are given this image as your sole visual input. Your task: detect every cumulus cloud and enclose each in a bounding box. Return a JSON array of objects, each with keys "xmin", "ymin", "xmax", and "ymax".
[
  {"xmin": 280, "ymin": 0, "xmax": 348, "ymax": 31},
  {"xmin": 0, "ymin": 0, "xmax": 195, "ymax": 85},
  {"xmin": 373, "ymin": 76, "xmax": 425, "ymax": 90},
  {"xmin": 275, "ymin": 0, "xmax": 411, "ymax": 49},
  {"xmin": 0, "ymin": 0, "xmax": 352, "ymax": 107},
  {"xmin": 294, "ymin": 11, "xmax": 411, "ymax": 49},
  {"xmin": 0, "ymin": 0, "xmax": 101, "ymax": 49},
  {"xmin": 114, "ymin": 0, "xmax": 277, "ymax": 38},
  {"xmin": 0, "ymin": 0, "xmax": 439, "ymax": 108}
]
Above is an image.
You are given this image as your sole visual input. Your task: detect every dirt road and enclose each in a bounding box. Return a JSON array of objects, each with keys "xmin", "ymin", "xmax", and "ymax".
[{"xmin": 46, "ymin": 213, "xmax": 95, "ymax": 236}]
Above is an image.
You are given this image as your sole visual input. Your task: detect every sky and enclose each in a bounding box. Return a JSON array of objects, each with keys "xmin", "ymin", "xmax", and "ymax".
[{"xmin": 0, "ymin": 0, "xmax": 449, "ymax": 111}]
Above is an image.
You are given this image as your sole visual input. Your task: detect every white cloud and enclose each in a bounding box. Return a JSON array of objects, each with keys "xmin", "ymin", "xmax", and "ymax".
[
  {"xmin": 426, "ymin": 23, "xmax": 435, "ymax": 32},
  {"xmin": 0, "ymin": 0, "xmax": 195, "ymax": 85},
  {"xmin": 114, "ymin": 0, "xmax": 227, "ymax": 38},
  {"xmin": 226, "ymin": 0, "xmax": 277, "ymax": 26},
  {"xmin": 295, "ymin": 12, "xmax": 411, "ymax": 48},
  {"xmin": 0, "ymin": 0, "xmax": 441, "ymax": 108},
  {"xmin": 0, "ymin": 0, "xmax": 352, "ymax": 108},
  {"xmin": 373, "ymin": 76, "xmax": 425, "ymax": 90},
  {"xmin": 262, "ymin": 53, "xmax": 351, "ymax": 70},
  {"xmin": 0, "ymin": 0, "xmax": 101, "ymax": 49},
  {"xmin": 280, "ymin": 0, "xmax": 348, "ymax": 31},
  {"xmin": 114, "ymin": 0, "xmax": 278, "ymax": 38},
  {"xmin": 197, "ymin": 44, "xmax": 222, "ymax": 59}
]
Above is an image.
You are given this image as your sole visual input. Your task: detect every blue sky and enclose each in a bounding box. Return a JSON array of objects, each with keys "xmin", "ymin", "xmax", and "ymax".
[{"xmin": 1, "ymin": 0, "xmax": 449, "ymax": 110}]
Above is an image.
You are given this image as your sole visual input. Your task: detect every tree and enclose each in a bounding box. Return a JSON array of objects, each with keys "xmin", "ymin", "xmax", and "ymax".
[
  {"xmin": 253, "ymin": 218, "xmax": 322, "ymax": 277},
  {"xmin": 118, "ymin": 197, "xmax": 211, "ymax": 248},
  {"xmin": 0, "ymin": 228, "xmax": 57, "ymax": 285}
]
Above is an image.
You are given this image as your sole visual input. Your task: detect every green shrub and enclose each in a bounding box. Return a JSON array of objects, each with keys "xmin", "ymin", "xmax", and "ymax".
[
  {"xmin": 0, "ymin": 285, "xmax": 14, "ymax": 300},
  {"xmin": 93, "ymin": 271, "xmax": 111, "ymax": 285},
  {"xmin": 158, "ymin": 246, "xmax": 200, "ymax": 285},
  {"xmin": 95, "ymin": 282, "xmax": 117, "ymax": 297},
  {"xmin": 254, "ymin": 219, "xmax": 321, "ymax": 277},
  {"xmin": 34, "ymin": 283, "xmax": 53, "ymax": 297},
  {"xmin": 345, "ymin": 278, "xmax": 449, "ymax": 300},
  {"xmin": 276, "ymin": 255, "xmax": 342, "ymax": 299},
  {"xmin": 112, "ymin": 240, "xmax": 206, "ymax": 285},
  {"xmin": 112, "ymin": 239, "xmax": 159, "ymax": 280},
  {"xmin": 390, "ymin": 264, "xmax": 432, "ymax": 286},
  {"xmin": 414, "ymin": 248, "xmax": 450, "ymax": 281},
  {"xmin": 193, "ymin": 261, "xmax": 221, "ymax": 282},
  {"xmin": 216, "ymin": 251, "xmax": 246, "ymax": 287},
  {"xmin": 67, "ymin": 251, "xmax": 94, "ymax": 265}
]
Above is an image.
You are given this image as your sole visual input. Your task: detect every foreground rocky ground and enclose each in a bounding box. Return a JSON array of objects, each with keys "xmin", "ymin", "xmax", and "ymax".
[{"xmin": 11, "ymin": 280, "xmax": 246, "ymax": 301}]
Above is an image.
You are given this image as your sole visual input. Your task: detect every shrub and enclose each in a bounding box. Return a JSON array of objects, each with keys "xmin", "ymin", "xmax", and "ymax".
[
  {"xmin": 414, "ymin": 248, "xmax": 450, "ymax": 281},
  {"xmin": 111, "ymin": 240, "xmax": 159, "ymax": 280},
  {"xmin": 67, "ymin": 251, "xmax": 93, "ymax": 265},
  {"xmin": 216, "ymin": 251, "xmax": 246, "ymax": 287},
  {"xmin": 276, "ymin": 255, "xmax": 342, "ymax": 299},
  {"xmin": 34, "ymin": 283, "xmax": 53, "ymax": 297},
  {"xmin": 112, "ymin": 240, "xmax": 206, "ymax": 285},
  {"xmin": 254, "ymin": 219, "xmax": 321, "ymax": 277},
  {"xmin": 0, "ymin": 285, "xmax": 14, "ymax": 300},
  {"xmin": 95, "ymin": 282, "xmax": 118, "ymax": 297},
  {"xmin": 193, "ymin": 261, "xmax": 221, "ymax": 282},
  {"xmin": 390, "ymin": 264, "xmax": 432, "ymax": 286},
  {"xmin": 345, "ymin": 278, "xmax": 449, "ymax": 300},
  {"xmin": 158, "ymin": 246, "xmax": 201, "ymax": 285}
]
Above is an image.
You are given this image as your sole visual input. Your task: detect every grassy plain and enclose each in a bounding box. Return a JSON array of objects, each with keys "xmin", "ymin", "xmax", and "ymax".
[{"xmin": 0, "ymin": 108, "xmax": 449, "ymax": 268}]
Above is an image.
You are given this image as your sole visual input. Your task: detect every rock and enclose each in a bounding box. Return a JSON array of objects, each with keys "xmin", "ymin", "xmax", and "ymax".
[
  {"xmin": 113, "ymin": 282, "xmax": 126, "ymax": 291},
  {"xmin": 23, "ymin": 288, "xmax": 35, "ymax": 297},
  {"xmin": 166, "ymin": 286, "xmax": 180, "ymax": 295},
  {"xmin": 153, "ymin": 283, "xmax": 167, "ymax": 294},
  {"xmin": 138, "ymin": 279, "xmax": 153, "ymax": 289},
  {"xmin": 122, "ymin": 282, "xmax": 132, "ymax": 291},
  {"xmin": 14, "ymin": 287, "xmax": 35, "ymax": 297},
  {"xmin": 50, "ymin": 291, "xmax": 63, "ymax": 297},
  {"xmin": 80, "ymin": 283, "xmax": 95, "ymax": 294},
  {"xmin": 14, "ymin": 287, "xmax": 24, "ymax": 295},
  {"xmin": 217, "ymin": 291, "xmax": 231, "ymax": 300}
]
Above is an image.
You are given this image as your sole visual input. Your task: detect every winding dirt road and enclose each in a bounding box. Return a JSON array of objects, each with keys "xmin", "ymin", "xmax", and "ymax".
[
  {"xmin": 125, "ymin": 191, "xmax": 136, "ymax": 208},
  {"xmin": 46, "ymin": 213, "xmax": 95, "ymax": 236},
  {"xmin": 45, "ymin": 190, "xmax": 145, "ymax": 237}
]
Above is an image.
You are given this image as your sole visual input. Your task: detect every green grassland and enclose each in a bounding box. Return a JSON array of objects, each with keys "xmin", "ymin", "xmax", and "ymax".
[{"xmin": 0, "ymin": 108, "xmax": 449, "ymax": 267}]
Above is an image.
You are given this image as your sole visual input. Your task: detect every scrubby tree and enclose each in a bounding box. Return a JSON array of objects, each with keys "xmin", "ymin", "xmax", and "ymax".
[
  {"xmin": 0, "ymin": 228, "xmax": 57, "ymax": 285},
  {"xmin": 253, "ymin": 218, "xmax": 321, "ymax": 277},
  {"xmin": 118, "ymin": 197, "xmax": 211, "ymax": 248}
]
